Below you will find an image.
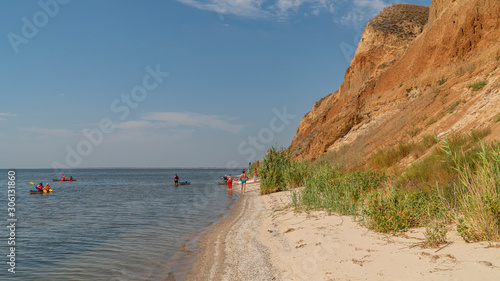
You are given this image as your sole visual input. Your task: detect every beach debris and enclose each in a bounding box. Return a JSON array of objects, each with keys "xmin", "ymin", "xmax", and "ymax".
[{"xmin": 181, "ymin": 243, "xmax": 191, "ymax": 252}]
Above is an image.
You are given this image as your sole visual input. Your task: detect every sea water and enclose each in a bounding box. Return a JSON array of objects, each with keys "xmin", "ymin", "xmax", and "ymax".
[{"xmin": 0, "ymin": 168, "xmax": 241, "ymax": 280}]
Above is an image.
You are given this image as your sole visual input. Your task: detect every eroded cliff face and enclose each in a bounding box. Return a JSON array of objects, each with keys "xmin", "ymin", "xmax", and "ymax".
[{"xmin": 290, "ymin": 0, "xmax": 500, "ymax": 162}]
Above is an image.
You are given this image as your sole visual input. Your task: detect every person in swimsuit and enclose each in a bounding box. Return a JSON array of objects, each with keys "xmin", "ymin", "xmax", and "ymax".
[
  {"xmin": 227, "ymin": 174, "xmax": 233, "ymax": 189},
  {"xmin": 239, "ymin": 170, "xmax": 248, "ymax": 193},
  {"xmin": 174, "ymin": 174, "xmax": 179, "ymax": 186}
]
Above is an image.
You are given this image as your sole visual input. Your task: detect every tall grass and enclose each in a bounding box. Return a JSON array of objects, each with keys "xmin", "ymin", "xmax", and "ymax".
[
  {"xmin": 259, "ymin": 146, "xmax": 290, "ymax": 195},
  {"xmin": 292, "ymin": 165, "xmax": 385, "ymax": 216},
  {"xmin": 446, "ymin": 141, "xmax": 500, "ymax": 242},
  {"xmin": 284, "ymin": 160, "xmax": 309, "ymax": 188},
  {"xmin": 260, "ymin": 130, "xmax": 500, "ymax": 242}
]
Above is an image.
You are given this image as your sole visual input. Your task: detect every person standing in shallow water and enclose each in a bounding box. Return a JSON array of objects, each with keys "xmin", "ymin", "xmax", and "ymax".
[
  {"xmin": 174, "ymin": 174, "xmax": 179, "ymax": 186},
  {"xmin": 239, "ymin": 170, "xmax": 248, "ymax": 193},
  {"xmin": 227, "ymin": 174, "xmax": 233, "ymax": 189}
]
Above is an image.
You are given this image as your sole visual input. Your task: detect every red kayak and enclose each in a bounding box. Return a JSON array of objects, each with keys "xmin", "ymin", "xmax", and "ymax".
[{"xmin": 52, "ymin": 179, "xmax": 77, "ymax": 181}]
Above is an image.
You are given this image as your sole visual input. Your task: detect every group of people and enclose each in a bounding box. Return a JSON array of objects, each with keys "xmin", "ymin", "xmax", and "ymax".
[
  {"xmin": 173, "ymin": 169, "xmax": 258, "ymax": 192},
  {"xmin": 222, "ymin": 169, "xmax": 257, "ymax": 193},
  {"xmin": 36, "ymin": 183, "xmax": 51, "ymax": 192}
]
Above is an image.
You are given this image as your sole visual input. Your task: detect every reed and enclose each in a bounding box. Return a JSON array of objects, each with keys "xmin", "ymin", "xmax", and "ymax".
[
  {"xmin": 448, "ymin": 141, "xmax": 500, "ymax": 242},
  {"xmin": 284, "ymin": 160, "xmax": 309, "ymax": 188},
  {"xmin": 263, "ymin": 130, "xmax": 500, "ymax": 242},
  {"xmin": 259, "ymin": 146, "xmax": 290, "ymax": 195},
  {"xmin": 293, "ymin": 164, "xmax": 385, "ymax": 216}
]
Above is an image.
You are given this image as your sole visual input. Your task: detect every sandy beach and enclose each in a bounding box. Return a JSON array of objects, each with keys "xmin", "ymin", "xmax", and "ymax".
[{"xmin": 185, "ymin": 182, "xmax": 500, "ymax": 280}]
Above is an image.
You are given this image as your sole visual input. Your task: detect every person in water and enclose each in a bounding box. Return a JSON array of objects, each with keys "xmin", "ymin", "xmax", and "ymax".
[
  {"xmin": 174, "ymin": 174, "xmax": 179, "ymax": 186},
  {"xmin": 69, "ymin": 176, "xmax": 73, "ymax": 180},
  {"xmin": 222, "ymin": 175, "xmax": 228, "ymax": 183},
  {"xmin": 37, "ymin": 183, "xmax": 43, "ymax": 191},
  {"xmin": 227, "ymin": 174, "xmax": 233, "ymax": 189},
  {"xmin": 239, "ymin": 170, "xmax": 248, "ymax": 193},
  {"xmin": 43, "ymin": 183, "xmax": 51, "ymax": 191}
]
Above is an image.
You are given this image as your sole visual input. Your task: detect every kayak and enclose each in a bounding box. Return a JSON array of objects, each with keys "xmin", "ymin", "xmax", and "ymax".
[
  {"xmin": 218, "ymin": 182, "xmax": 228, "ymax": 185},
  {"xmin": 179, "ymin": 181, "xmax": 191, "ymax": 185},
  {"xmin": 233, "ymin": 178, "xmax": 257, "ymax": 184},
  {"xmin": 52, "ymin": 179, "xmax": 76, "ymax": 181},
  {"xmin": 30, "ymin": 189, "xmax": 52, "ymax": 194}
]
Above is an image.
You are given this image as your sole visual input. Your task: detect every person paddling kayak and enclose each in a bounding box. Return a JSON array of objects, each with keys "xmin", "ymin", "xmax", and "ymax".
[{"xmin": 36, "ymin": 183, "xmax": 43, "ymax": 191}]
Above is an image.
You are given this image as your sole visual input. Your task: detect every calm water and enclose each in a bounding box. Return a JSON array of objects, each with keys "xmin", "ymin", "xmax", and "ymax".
[{"xmin": 0, "ymin": 168, "xmax": 240, "ymax": 280}]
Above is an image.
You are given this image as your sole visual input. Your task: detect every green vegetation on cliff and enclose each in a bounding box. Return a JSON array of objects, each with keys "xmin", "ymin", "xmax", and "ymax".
[{"xmin": 259, "ymin": 130, "xmax": 500, "ymax": 244}]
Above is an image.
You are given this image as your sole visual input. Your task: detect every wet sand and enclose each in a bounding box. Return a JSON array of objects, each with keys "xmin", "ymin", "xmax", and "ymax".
[{"xmin": 185, "ymin": 183, "xmax": 500, "ymax": 280}]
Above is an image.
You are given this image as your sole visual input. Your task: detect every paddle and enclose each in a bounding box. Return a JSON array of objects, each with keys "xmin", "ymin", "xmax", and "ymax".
[{"xmin": 29, "ymin": 182, "xmax": 52, "ymax": 192}]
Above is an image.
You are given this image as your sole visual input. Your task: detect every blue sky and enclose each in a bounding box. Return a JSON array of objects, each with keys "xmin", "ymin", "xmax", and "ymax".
[{"xmin": 0, "ymin": 0, "xmax": 430, "ymax": 169}]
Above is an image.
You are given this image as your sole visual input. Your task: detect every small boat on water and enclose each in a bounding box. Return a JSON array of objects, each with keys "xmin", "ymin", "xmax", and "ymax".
[
  {"xmin": 52, "ymin": 179, "xmax": 76, "ymax": 182},
  {"xmin": 179, "ymin": 181, "xmax": 191, "ymax": 185},
  {"xmin": 30, "ymin": 189, "xmax": 52, "ymax": 194}
]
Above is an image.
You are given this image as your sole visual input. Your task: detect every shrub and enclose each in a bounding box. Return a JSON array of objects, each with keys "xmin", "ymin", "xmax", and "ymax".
[
  {"xmin": 407, "ymin": 126, "xmax": 421, "ymax": 137},
  {"xmin": 426, "ymin": 118, "xmax": 437, "ymax": 126},
  {"xmin": 447, "ymin": 101, "xmax": 459, "ymax": 113},
  {"xmin": 362, "ymin": 187, "xmax": 428, "ymax": 232},
  {"xmin": 424, "ymin": 221, "xmax": 448, "ymax": 247},
  {"xmin": 370, "ymin": 141, "xmax": 415, "ymax": 169},
  {"xmin": 468, "ymin": 80, "xmax": 487, "ymax": 92},
  {"xmin": 421, "ymin": 134, "xmax": 438, "ymax": 148},
  {"xmin": 437, "ymin": 78, "xmax": 447, "ymax": 85}
]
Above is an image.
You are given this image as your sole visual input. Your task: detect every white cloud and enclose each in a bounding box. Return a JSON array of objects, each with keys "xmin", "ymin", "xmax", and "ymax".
[
  {"xmin": 176, "ymin": 0, "xmax": 389, "ymax": 25},
  {"xmin": 114, "ymin": 120, "xmax": 152, "ymax": 129},
  {"xmin": 22, "ymin": 127, "xmax": 73, "ymax": 136},
  {"xmin": 339, "ymin": 0, "xmax": 387, "ymax": 26},
  {"xmin": 176, "ymin": 0, "xmax": 270, "ymax": 18},
  {"xmin": 143, "ymin": 112, "xmax": 243, "ymax": 133},
  {"xmin": 0, "ymin": 112, "xmax": 17, "ymax": 117},
  {"xmin": 354, "ymin": 0, "xmax": 386, "ymax": 10}
]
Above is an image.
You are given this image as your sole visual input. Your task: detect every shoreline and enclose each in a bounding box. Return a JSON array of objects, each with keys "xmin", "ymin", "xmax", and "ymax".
[
  {"xmin": 184, "ymin": 183, "xmax": 500, "ymax": 280},
  {"xmin": 184, "ymin": 182, "xmax": 277, "ymax": 280},
  {"xmin": 167, "ymin": 189, "xmax": 241, "ymax": 280}
]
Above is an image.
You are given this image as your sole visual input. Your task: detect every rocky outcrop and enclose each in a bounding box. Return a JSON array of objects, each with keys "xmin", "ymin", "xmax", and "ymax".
[{"xmin": 289, "ymin": 0, "xmax": 500, "ymax": 162}]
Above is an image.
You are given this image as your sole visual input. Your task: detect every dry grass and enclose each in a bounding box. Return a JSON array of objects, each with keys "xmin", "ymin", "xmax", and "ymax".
[{"xmin": 370, "ymin": 4, "xmax": 429, "ymax": 39}]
